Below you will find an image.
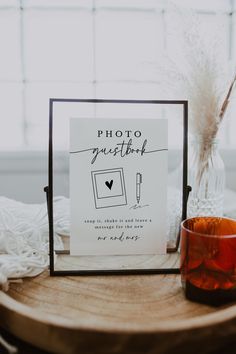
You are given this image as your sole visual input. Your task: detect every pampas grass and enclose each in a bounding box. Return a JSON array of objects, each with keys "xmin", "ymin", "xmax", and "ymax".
[{"xmin": 157, "ymin": 7, "xmax": 235, "ymax": 186}]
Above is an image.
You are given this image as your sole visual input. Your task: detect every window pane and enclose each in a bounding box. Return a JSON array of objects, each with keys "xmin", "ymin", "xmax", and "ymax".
[
  {"xmin": 0, "ymin": 0, "xmax": 234, "ymax": 152},
  {"xmin": 0, "ymin": 0, "xmax": 18, "ymax": 7},
  {"xmin": 0, "ymin": 10, "xmax": 21, "ymax": 80},
  {"xmin": 25, "ymin": 83, "xmax": 93, "ymax": 149},
  {"xmin": 96, "ymin": 82, "xmax": 164, "ymax": 99},
  {"xmin": 171, "ymin": 0, "xmax": 231, "ymax": 12},
  {"xmin": 24, "ymin": 9, "xmax": 93, "ymax": 81},
  {"xmin": 96, "ymin": 0, "xmax": 164, "ymax": 10},
  {"xmin": 165, "ymin": 12, "xmax": 229, "ymax": 60},
  {"xmin": 232, "ymin": 13, "xmax": 236, "ymax": 62},
  {"xmin": 96, "ymin": 82, "xmax": 183, "ymax": 148},
  {"xmin": 0, "ymin": 84, "xmax": 23, "ymax": 149},
  {"xmin": 97, "ymin": 0, "xmax": 231, "ymax": 12},
  {"xmin": 96, "ymin": 10, "xmax": 164, "ymax": 81},
  {"xmin": 23, "ymin": 0, "xmax": 92, "ymax": 9}
]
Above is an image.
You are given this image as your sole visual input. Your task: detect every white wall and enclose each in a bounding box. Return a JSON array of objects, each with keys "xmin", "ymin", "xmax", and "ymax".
[{"xmin": 0, "ymin": 152, "xmax": 67, "ymax": 203}]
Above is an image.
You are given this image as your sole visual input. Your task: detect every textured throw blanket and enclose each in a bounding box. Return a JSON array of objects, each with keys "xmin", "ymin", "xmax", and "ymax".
[{"xmin": 0, "ymin": 196, "xmax": 69, "ymax": 290}]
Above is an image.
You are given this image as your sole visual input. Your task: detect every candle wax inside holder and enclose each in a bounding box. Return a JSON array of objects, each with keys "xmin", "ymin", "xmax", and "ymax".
[{"xmin": 181, "ymin": 217, "xmax": 236, "ymax": 306}]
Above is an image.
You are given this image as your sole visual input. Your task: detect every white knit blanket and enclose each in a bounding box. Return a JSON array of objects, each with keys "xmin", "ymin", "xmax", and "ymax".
[
  {"xmin": 0, "ymin": 196, "xmax": 69, "ymax": 291},
  {"xmin": 0, "ymin": 190, "xmax": 236, "ymax": 291}
]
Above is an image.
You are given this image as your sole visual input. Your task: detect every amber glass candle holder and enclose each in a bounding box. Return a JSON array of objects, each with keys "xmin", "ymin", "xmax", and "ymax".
[{"xmin": 180, "ymin": 217, "xmax": 236, "ymax": 306}]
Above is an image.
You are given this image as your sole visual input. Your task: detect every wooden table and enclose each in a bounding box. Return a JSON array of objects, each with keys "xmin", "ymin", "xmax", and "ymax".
[{"xmin": 1, "ymin": 269, "xmax": 236, "ymax": 354}]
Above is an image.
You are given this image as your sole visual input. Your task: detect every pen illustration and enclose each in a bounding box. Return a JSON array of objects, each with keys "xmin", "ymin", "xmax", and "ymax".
[{"xmin": 136, "ymin": 172, "xmax": 142, "ymax": 204}]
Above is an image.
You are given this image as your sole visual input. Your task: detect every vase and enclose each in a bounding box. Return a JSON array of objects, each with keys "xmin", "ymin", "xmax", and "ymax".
[{"xmin": 188, "ymin": 137, "xmax": 225, "ymax": 217}]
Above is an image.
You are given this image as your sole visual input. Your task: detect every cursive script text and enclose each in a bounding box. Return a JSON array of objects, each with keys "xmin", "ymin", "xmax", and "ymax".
[{"xmin": 70, "ymin": 139, "xmax": 167, "ymax": 164}]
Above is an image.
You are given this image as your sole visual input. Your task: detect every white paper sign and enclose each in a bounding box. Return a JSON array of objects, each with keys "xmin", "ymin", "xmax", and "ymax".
[{"xmin": 70, "ymin": 118, "xmax": 168, "ymax": 256}]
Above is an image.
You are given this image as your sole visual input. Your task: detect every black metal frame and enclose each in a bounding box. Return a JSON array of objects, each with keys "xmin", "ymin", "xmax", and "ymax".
[{"xmin": 45, "ymin": 98, "xmax": 189, "ymax": 276}]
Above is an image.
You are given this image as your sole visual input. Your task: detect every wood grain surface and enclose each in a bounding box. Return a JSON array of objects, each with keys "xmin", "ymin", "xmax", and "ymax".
[{"xmin": 1, "ymin": 268, "xmax": 236, "ymax": 354}]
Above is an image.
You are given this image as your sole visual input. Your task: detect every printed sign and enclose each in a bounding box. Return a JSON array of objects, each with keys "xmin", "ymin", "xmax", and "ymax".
[{"xmin": 70, "ymin": 118, "xmax": 168, "ymax": 256}]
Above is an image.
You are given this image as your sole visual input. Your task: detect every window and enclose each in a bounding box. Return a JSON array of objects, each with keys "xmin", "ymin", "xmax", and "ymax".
[{"xmin": 0, "ymin": 0, "xmax": 236, "ymax": 150}]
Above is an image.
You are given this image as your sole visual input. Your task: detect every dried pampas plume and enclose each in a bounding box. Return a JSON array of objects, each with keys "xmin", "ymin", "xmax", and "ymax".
[
  {"xmin": 219, "ymin": 73, "xmax": 236, "ymax": 120},
  {"xmin": 157, "ymin": 7, "xmax": 236, "ymax": 186}
]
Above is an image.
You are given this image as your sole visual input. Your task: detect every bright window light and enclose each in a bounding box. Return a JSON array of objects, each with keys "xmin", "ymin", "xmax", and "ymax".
[{"xmin": 0, "ymin": 0, "xmax": 235, "ymax": 150}]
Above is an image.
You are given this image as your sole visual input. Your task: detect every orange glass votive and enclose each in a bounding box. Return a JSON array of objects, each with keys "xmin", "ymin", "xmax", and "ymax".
[{"xmin": 180, "ymin": 217, "xmax": 236, "ymax": 306}]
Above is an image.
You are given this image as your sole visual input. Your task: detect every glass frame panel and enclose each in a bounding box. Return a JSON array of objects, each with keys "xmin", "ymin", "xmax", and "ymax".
[{"xmin": 45, "ymin": 98, "xmax": 189, "ymax": 276}]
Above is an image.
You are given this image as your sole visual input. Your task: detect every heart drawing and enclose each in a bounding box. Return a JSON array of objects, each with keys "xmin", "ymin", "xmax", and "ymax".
[{"xmin": 105, "ymin": 180, "xmax": 113, "ymax": 190}]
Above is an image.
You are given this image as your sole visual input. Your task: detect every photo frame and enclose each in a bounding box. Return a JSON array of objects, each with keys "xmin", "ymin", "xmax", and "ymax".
[{"xmin": 45, "ymin": 99, "xmax": 189, "ymax": 276}]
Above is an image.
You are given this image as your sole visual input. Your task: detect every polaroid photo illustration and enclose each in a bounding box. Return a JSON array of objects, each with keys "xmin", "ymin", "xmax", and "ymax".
[{"xmin": 91, "ymin": 168, "xmax": 127, "ymax": 209}]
